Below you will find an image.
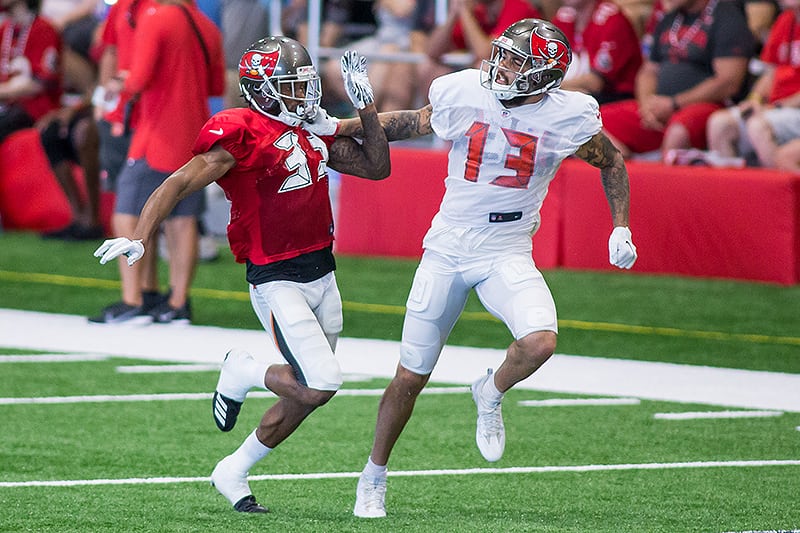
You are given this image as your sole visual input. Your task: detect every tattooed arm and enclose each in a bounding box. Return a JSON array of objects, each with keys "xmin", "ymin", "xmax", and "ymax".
[
  {"xmin": 574, "ymin": 131, "xmax": 631, "ymax": 227},
  {"xmin": 337, "ymin": 105, "xmax": 434, "ymax": 141},
  {"xmin": 327, "ymin": 103, "xmax": 391, "ymax": 180}
]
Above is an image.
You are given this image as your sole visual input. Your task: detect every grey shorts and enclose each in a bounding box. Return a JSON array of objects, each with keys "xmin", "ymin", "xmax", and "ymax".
[{"xmin": 115, "ymin": 158, "xmax": 206, "ymax": 217}]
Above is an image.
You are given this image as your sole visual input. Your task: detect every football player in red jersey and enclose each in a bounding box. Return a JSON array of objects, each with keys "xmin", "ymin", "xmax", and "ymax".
[{"xmin": 94, "ymin": 38, "xmax": 390, "ymax": 513}]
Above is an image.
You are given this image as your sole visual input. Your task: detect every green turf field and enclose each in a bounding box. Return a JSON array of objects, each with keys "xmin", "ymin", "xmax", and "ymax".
[{"xmin": 1, "ymin": 231, "xmax": 798, "ymax": 532}]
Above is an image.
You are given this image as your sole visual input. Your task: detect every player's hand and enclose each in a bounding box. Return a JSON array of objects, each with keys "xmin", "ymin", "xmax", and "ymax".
[
  {"xmin": 608, "ymin": 226, "xmax": 637, "ymax": 269},
  {"xmin": 302, "ymin": 107, "xmax": 340, "ymax": 136},
  {"xmin": 93, "ymin": 237, "xmax": 145, "ymax": 266},
  {"xmin": 340, "ymin": 50, "xmax": 374, "ymax": 110}
]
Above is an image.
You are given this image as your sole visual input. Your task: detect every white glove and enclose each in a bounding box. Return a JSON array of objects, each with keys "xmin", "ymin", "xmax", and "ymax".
[
  {"xmin": 93, "ymin": 237, "xmax": 145, "ymax": 266},
  {"xmin": 340, "ymin": 50, "xmax": 374, "ymax": 110},
  {"xmin": 608, "ymin": 226, "xmax": 637, "ymax": 269},
  {"xmin": 302, "ymin": 107, "xmax": 340, "ymax": 137}
]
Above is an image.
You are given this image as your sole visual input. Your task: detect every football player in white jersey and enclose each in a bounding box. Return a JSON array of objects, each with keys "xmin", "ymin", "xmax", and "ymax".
[{"xmin": 308, "ymin": 17, "xmax": 638, "ymax": 518}]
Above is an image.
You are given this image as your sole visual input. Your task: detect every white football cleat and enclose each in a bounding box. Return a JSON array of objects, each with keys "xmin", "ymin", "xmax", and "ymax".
[
  {"xmin": 471, "ymin": 369, "xmax": 505, "ymax": 462},
  {"xmin": 212, "ymin": 349, "xmax": 255, "ymax": 431},
  {"xmin": 210, "ymin": 455, "xmax": 264, "ymax": 512},
  {"xmin": 354, "ymin": 473, "xmax": 387, "ymax": 518}
]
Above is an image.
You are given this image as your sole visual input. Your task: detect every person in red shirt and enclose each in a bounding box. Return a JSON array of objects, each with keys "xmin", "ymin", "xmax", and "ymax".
[
  {"xmin": 600, "ymin": 0, "xmax": 754, "ymax": 159},
  {"xmin": 554, "ymin": 0, "xmax": 643, "ymax": 103},
  {"xmin": 0, "ymin": 0, "xmax": 102, "ymax": 240},
  {"xmin": 707, "ymin": 0, "xmax": 800, "ymax": 167},
  {"xmin": 90, "ymin": 0, "xmax": 224, "ymax": 325},
  {"xmin": 0, "ymin": 0, "xmax": 61, "ymax": 141},
  {"xmin": 418, "ymin": 0, "xmax": 541, "ymax": 101},
  {"xmin": 94, "ymin": 40, "xmax": 391, "ymax": 514}
]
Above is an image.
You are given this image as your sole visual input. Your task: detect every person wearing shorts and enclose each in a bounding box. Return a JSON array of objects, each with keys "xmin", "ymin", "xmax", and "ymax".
[
  {"xmin": 601, "ymin": 0, "xmax": 754, "ymax": 160},
  {"xmin": 706, "ymin": 1, "xmax": 800, "ymax": 167},
  {"xmin": 93, "ymin": 40, "xmax": 390, "ymax": 513}
]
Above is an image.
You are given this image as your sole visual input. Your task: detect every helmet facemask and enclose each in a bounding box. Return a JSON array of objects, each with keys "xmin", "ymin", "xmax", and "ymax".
[
  {"xmin": 260, "ymin": 67, "xmax": 321, "ymax": 124},
  {"xmin": 480, "ymin": 42, "xmax": 566, "ymax": 100}
]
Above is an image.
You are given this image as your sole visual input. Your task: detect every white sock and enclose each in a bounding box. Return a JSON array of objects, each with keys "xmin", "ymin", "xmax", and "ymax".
[
  {"xmin": 483, "ymin": 373, "xmax": 504, "ymax": 406},
  {"xmin": 227, "ymin": 429, "xmax": 272, "ymax": 473},
  {"xmin": 242, "ymin": 357, "xmax": 269, "ymax": 391},
  {"xmin": 362, "ymin": 457, "xmax": 387, "ymax": 482}
]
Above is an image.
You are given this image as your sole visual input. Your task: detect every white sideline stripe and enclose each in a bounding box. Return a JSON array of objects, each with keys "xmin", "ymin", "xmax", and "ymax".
[
  {"xmin": 116, "ymin": 364, "xmax": 221, "ymax": 373},
  {"xmin": 0, "ymin": 386, "xmax": 467, "ymax": 405},
  {"xmin": 518, "ymin": 398, "xmax": 641, "ymax": 407},
  {"xmin": 0, "ymin": 354, "xmax": 110, "ymax": 363},
  {"xmin": 654, "ymin": 410, "xmax": 784, "ymax": 420},
  {"xmin": 2, "ymin": 309, "xmax": 800, "ymax": 413},
  {"xmin": 1, "ymin": 459, "xmax": 798, "ymax": 488}
]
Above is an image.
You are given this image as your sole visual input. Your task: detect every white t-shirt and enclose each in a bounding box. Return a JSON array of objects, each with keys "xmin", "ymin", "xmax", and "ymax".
[{"xmin": 424, "ymin": 68, "xmax": 602, "ymax": 255}]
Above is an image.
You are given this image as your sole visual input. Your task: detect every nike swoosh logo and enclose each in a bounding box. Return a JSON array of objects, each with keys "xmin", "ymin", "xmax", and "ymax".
[{"xmin": 209, "ymin": 128, "xmax": 223, "ymax": 135}]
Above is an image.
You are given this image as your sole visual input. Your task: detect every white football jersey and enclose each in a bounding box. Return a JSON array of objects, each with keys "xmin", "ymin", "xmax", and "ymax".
[{"xmin": 424, "ymin": 69, "xmax": 601, "ymax": 255}]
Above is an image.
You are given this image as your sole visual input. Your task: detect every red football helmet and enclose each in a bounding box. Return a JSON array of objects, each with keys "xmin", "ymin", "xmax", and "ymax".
[
  {"xmin": 480, "ymin": 18, "xmax": 572, "ymax": 100},
  {"xmin": 238, "ymin": 36, "xmax": 321, "ymax": 125}
]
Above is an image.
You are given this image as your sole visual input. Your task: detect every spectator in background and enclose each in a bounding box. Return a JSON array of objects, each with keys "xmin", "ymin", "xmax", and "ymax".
[
  {"xmin": 91, "ymin": 0, "xmax": 163, "ymax": 314},
  {"xmin": 554, "ymin": 0, "xmax": 643, "ymax": 104},
  {"xmin": 219, "ymin": 0, "xmax": 269, "ymax": 109},
  {"xmin": 90, "ymin": 0, "xmax": 224, "ymax": 324},
  {"xmin": 417, "ymin": 0, "xmax": 541, "ymax": 99},
  {"xmin": 775, "ymin": 137, "xmax": 800, "ymax": 171},
  {"xmin": 601, "ymin": 0, "xmax": 754, "ymax": 160},
  {"xmin": 284, "ymin": 0, "xmax": 367, "ymax": 48},
  {"xmin": 40, "ymin": 0, "xmax": 105, "ymax": 95},
  {"xmin": 322, "ymin": 0, "xmax": 417, "ymax": 112},
  {"xmin": 706, "ymin": 0, "xmax": 800, "ymax": 168},
  {"xmin": 0, "ymin": 0, "xmax": 101, "ymax": 239}
]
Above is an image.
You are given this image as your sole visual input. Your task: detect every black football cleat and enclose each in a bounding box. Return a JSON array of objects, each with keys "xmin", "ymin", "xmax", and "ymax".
[
  {"xmin": 234, "ymin": 495, "xmax": 269, "ymax": 513},
  {"xmin": 213, "ymin": 391, "xmax": 242, "ymax": 432}
]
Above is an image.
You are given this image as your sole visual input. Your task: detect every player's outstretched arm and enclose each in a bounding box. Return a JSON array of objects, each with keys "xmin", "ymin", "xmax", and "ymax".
[
  {"xmin": 336, "ymin": 105, "xmax": 433, "ymax": 141},
  {"xmin": 326, "ymin": 50, "xmax": 391, "ymax": 180},
  {"xmin": 94, "ymin": 146, "xmax": 235, "ymax": 266},
  {"xmin": 575, "ymin": 132, "xmax": 638, "ymax": 269}
]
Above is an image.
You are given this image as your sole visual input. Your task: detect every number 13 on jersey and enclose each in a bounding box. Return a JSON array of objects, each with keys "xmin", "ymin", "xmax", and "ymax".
[{"xmin": 464, "ymin": 121, "xmax": 538, "ymax": 189}]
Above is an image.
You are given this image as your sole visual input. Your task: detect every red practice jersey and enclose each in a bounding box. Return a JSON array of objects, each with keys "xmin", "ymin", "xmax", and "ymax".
[{"xmin": 193, "ymin": 108, "xmax": 337, "ymax": 265}]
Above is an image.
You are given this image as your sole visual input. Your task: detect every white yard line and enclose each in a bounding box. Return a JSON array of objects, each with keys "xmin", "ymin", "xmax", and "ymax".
[
  {"xmin": 1, "ymin": 309, "xmax": 799, "ymax": 412},
  {"xmin": 0, "ymin": 353, "xmax": 110, "ymax": 363},
  {"xmin": 116, "ymin": 364, "xmax": 222, "ymax": 373},
  {"xmin": 518, "ymin": 398, "xmax": 641, "ymax": 407},
  {"xmin": 0, "ymin": 386, "xmax": 467, "ymax": 405},
  {"xmin": 653, "ymin": 410, "xmax": 784, "ymax": 420},
  {"xmin": 1, "ymin": 459, "xmax": 798, "ymax": 488}
]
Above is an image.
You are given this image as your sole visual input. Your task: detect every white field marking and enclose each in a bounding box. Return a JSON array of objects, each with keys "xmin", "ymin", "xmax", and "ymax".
[
  {"xmin": 0, "ymin": 386, "xmax": 467, "ymax": 405},
  {"xmin": 116, "ymin": 364, "xmax": 222, "ymax": 374},
  {"xmin": 653, "ymin": 410, "xmax": 784, "ymax": 420},
  {"xmin": 1, "ymin": 459, "xmax": 799, "ymax": 488},
  {"xmin": 518, "ymin": 398, "xmax": 641, "ymax": 407},
  {"xmin": 0, "ymin": 354, "xmax": 110, "ymax": 363},
  {"xmin": 3, "ymin": 309, "xmax": 800, "ymax": 412}
]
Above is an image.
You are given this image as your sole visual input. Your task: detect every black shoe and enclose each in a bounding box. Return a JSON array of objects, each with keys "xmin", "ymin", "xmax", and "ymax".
[
  {"xmin": 212, "ymin": 391, "xmax": 243, "ymax": 432},
  {"xmin": 233, "ymin": 495, "xmax": 268, "ymax": 513},
  {"xmin": 43, "ymin": 223, "xmax": 104, "ymax": 241},
  {"xmin": 149, "ymin": 298, "xmax": 191, "ymax": 324},
  {"xmin": 88, "ymin": 301, "xmax": 152, "ymax": 324}
]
